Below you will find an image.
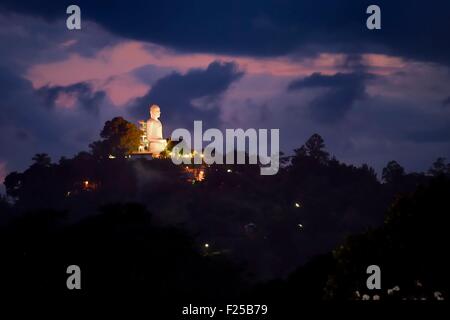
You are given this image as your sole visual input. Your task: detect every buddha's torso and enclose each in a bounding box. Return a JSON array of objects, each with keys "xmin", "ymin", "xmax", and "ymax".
[{"xmin": 147, "ymin": 118, "xmax": 163, "ymax": 140}]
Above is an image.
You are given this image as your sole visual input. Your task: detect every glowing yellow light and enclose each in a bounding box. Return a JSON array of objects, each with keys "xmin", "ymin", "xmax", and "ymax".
[
  {"xmin": 227, "ymin": 169, "xmax": 232, "ymax": 173},
  {"xmin": 295, "ymin": 202, "xmax": 301, "ymax": 208},
  {"xmin": 200, "ymin": 154, "xmax": 204, "ymax": 158},
  {"xmin": 198, "ymin": 170, "xmax": 205, "ymax": 181},
  {"xmin": 204, "ymin": 243, "xmax": 209, "ymax": 248},
  {"xmin": 84, "ymin": 180, "xmax": 89, "ymax": 187}
]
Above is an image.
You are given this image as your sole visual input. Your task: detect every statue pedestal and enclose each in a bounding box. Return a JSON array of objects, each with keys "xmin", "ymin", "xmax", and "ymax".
[{"xmin": 148, "ymin": 139, "xmax": 167, "ymax": 154}]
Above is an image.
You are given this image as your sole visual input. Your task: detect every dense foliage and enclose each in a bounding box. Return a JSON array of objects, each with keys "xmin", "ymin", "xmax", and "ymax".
[{"xmin": 1, "ymin": 117, "xmax": 449, "ymax": 301}]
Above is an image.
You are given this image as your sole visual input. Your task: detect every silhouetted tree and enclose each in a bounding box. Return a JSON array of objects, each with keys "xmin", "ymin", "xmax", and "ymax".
[
  {"xmin": 382, "ymin": 160, "xmax": 405, "ymax": 184},
  {"xmin": 304, "ymin": 133, "xmax": 329, "ymax": 163},
  {"xmin": 2, "ymin": 122, "xmax": 444, "ymax": 297},
  {"xmin": 428, "ymin": 157, "xmax": 449, "ymax": 176},
  {"xmin": 325, "ymin": 176, "xmax": 450, "ymax": 300},
  {"xmin": 0, "ymin": 202, "xmax": 244, "ymax": 302},
  {"xmin": 31, "ymin": 153, "xmax": 51, "ymax": 167},
  {"xmin": 360, "ymin": 163, "xmax": 377, "ymax": 180},
  {"xmin": 90, "ymin": 117, "xmax": 141, "ymax": 158},
  {"xmin": 4, "ymin": 171, "xmax": 22, "ymax": 200}
]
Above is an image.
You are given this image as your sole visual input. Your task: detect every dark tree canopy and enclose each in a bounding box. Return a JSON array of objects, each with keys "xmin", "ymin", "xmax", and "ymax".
[
  {"xmin": 428, "ymin": 157, "xmax": 450, "ymax": 177},
  {"xmin": 90, "ymin": 116, "xmax": 141, "ymax": 158},
  {"xmin": 291, "ymin": 134, "xmax": 330, "ymax": 169},
  {"xmin": 31, "ymin": 153, "xmax": 51, "ymax": 167},
  {"xmin": 382, "ymin": 160, "xmax": 405, "ymax": 184},
  {"xmin": 326, "ymin": 176, "xmax": 450, "ymax": 300},
  {"xmin": 1, "ymin": 116, "xmax": 448, "ymax": 301},
  {"xmin": 304, "ymin": 133, "xmax": 330, "ymax": 163}
]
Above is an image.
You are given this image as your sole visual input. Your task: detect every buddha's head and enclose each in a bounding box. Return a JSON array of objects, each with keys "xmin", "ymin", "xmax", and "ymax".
[{"xmin": 150, "ymin": 104, "xmax": 161, "ymax": 120}]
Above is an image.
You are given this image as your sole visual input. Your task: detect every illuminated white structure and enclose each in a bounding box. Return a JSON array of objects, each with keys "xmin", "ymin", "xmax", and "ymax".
[
  {"xmin": 137, "ymin": 104, "xmax": 167, "ymax": 155},
  {"xmin": 138, "ymin": 120, "xmax": 147, "ymax": 152}
]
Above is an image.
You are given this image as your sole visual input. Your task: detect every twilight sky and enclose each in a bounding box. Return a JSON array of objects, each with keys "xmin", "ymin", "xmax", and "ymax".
[{"xmin": 1, "ymin": 0, "xmax": 450, "ymax": 184}]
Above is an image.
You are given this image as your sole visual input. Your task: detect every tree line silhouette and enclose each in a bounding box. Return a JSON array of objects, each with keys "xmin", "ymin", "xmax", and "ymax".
[{"xmin": 0, "ymin": 116, "xmax": 449, "ymax": 301}]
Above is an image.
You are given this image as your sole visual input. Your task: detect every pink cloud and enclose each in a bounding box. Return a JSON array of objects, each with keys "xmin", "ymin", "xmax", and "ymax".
[
  {"xmin": 25, "ymin": 39, "xmax": 414, "ymax": 107},
  {"xmin": 59, "ymin": 39, "xmax": 78, "ymax": 48},
  {"xmin": 93, "ymin": 73, "xmax": 150, "ymax": 106},
  {"xmin": 54, "ymin": 92, "xmax": 77, "ymax": 109},
  {"xmin": 24, "ymin": 42, "xmax": 345, "ymax": 87},
  {"xmin": 27, "ymin": 42, "xmax": 154, "ymax": 88},
  {"xmin": 361, "ymin": 54, "xmax": 406, "ymax": 75}
]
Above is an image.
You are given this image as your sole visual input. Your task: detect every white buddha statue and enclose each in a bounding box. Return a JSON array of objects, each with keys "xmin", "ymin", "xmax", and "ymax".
[{"xmin": 146, "ymin": 104, "xmax": 167, "ymax": 154}]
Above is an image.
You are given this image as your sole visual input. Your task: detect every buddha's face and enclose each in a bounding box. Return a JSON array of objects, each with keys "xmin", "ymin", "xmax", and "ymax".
[{"xmin": 150, "ymin": 106, "xmax": 161, "ymax": 120}]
